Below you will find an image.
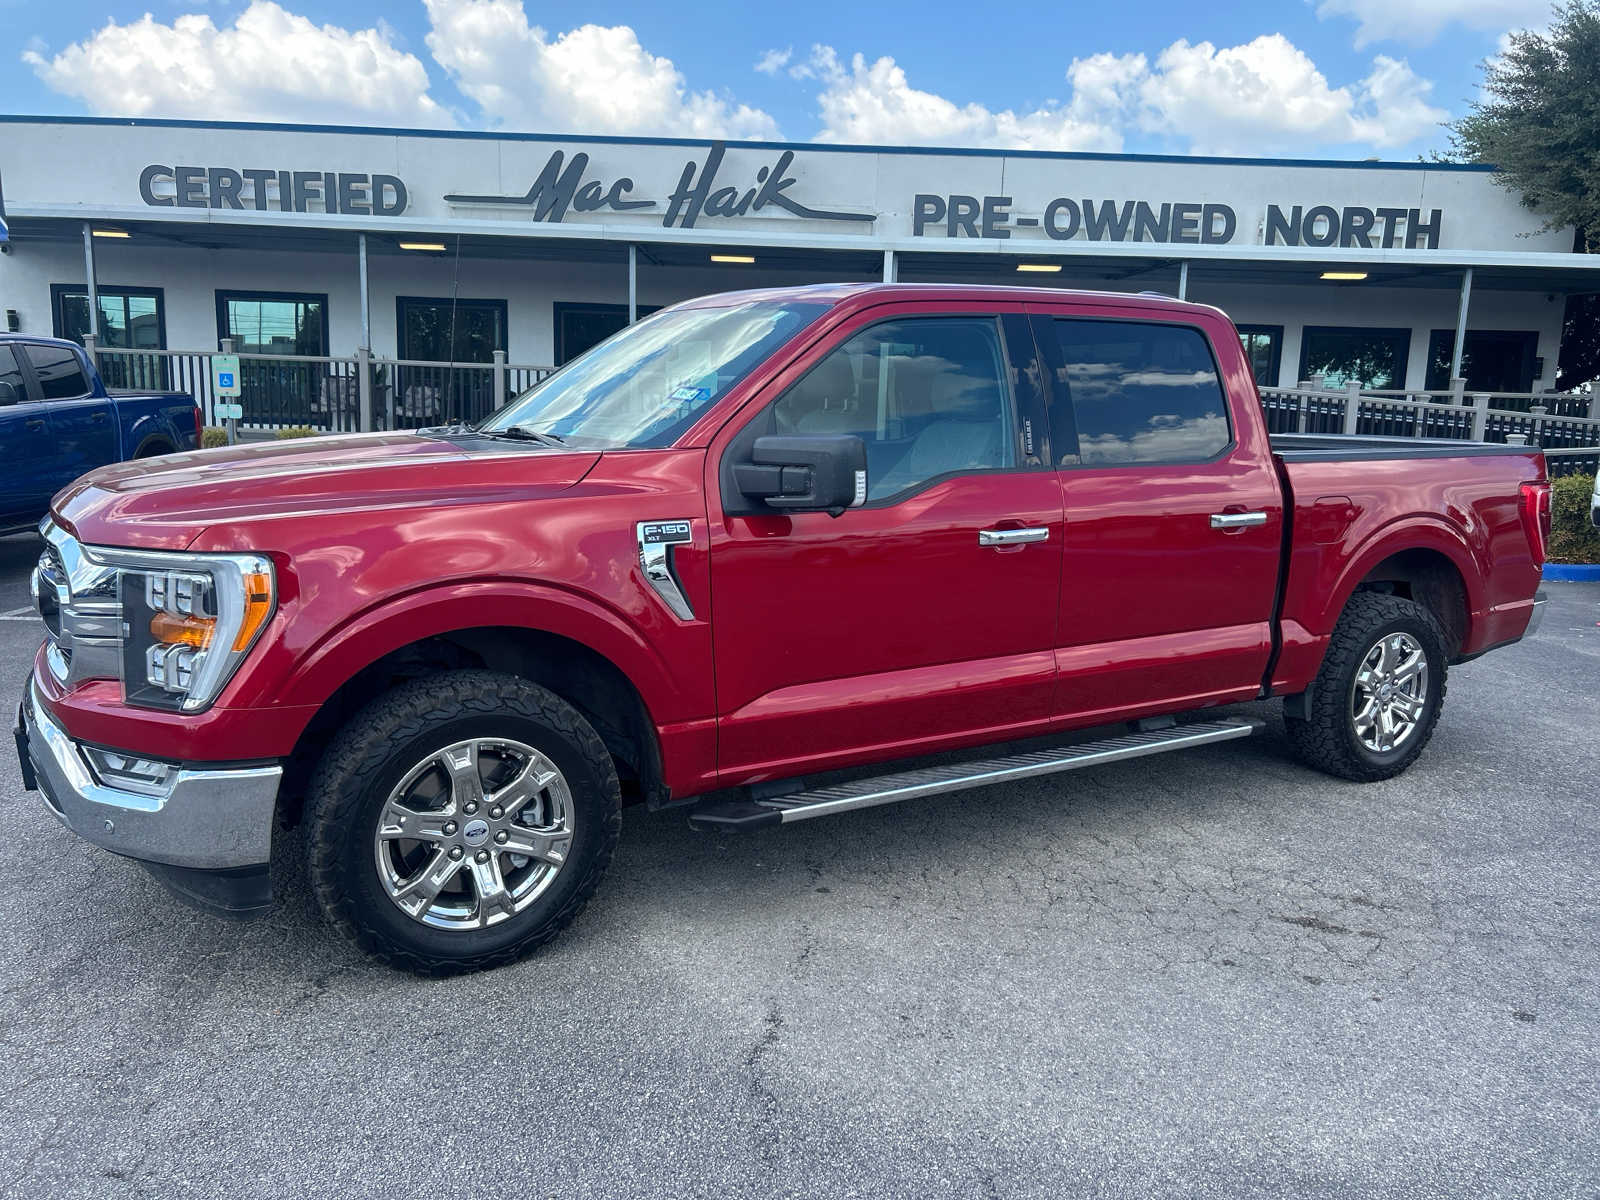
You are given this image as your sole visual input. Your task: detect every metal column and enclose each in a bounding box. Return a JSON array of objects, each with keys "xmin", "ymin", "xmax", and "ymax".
[
  {"xmin": 81, "ymin": 223, "xmax": 99, "ymax": 340},
  {"xmin": 1177, "ymin": 261, "xmax": 1189, "ymax": 301},
  {"xmin": 883, "ymin": 249, "xmax": 896, "ymax": 283},
  {"xmin": 358, "ymin": 233, "xmax": 371, "ymax": 350},
  {"xmin": 628, "ymin": 244, "xmax": 637, "ymax": 323},
  {"xmin": 1450, "ymin": 267, "xmax": 1474, "ymax": 381}
]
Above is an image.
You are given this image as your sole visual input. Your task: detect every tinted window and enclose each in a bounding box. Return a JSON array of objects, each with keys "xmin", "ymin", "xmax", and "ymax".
[
  {"xmin": 217, "ymin": 292, "xmax": 327, "ymax": 355},
  {"xmin": 0, "ymin": 347, "xmax": 24, "ymax": 405},
  {"xmin": 24, "ymin": 343, "xmax": 90, "ymax": 400},
  {"xmin": 1051, "ymin": 320, "xmax": 1229, "ymax": 465},
  {"xmin": 1237, "ymin": 325, "xmax": 1282, "ymax": 386},
  {"xmin": 1298, "ymin": 326, "xmax": 1409, "ymax": 390},
  {"xmin": 772, "ymin": 317, "xmax": 1014, "ymax": 500}
]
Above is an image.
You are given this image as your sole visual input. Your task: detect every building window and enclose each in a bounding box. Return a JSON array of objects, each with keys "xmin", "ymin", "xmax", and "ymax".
[
  {"xmin": 1424, "ymin": 329, "xmax": 1538, "ymax": 393},
  {"xmin": 51, "ymin": 285, "xmax": 166, "ymax": 350},
  {"xmin": 398, "ymin": 296, "xmax": 508, "ymax": 363},
  {"xmin": 52, "ymin": 285, "xmax": 169, "ymax": 390},
  {"xmin": 217, "ymin": 291, "xmax": 328, "ymax": 356},
  {"xmin": 1297, "ymin": 326, "xmax": 1411, "ymax": 390},
  {"xmin": 1236, "ymin": 324, "xmax": 1283, "ymax": 387},
  {"xmin": 554, "ymin": 303, "xmax": 662, "ymax": 365},
  {"xmin": 1049, "ymin": 319, "xmax": 1231, "ymax": 466}
]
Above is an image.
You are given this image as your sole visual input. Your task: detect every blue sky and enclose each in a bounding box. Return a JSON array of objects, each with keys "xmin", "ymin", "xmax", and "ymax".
[{"xmin": 3, "ymin": 0, "xmax": 1551, "ymax": 159}]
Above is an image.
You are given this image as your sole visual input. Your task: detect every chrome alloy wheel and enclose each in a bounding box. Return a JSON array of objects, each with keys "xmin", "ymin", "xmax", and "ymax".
[
  {"xmin": 1350, "ymin": 632, "xmax": 1429, "ymax": 754},
  {"xmin": 373, "ymin": 738, "xmax": 574, "ymax": 930}
]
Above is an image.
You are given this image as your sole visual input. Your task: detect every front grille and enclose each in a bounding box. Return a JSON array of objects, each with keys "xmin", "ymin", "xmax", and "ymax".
[{"xmin": 36, "ymin": 522, "xmax": 122, "ymax": 689}]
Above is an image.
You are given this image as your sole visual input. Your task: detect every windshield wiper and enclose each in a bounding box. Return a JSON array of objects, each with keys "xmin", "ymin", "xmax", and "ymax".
[{"xmin": 486, "ymin": 425, "xmax": 567, "ymax": 447}]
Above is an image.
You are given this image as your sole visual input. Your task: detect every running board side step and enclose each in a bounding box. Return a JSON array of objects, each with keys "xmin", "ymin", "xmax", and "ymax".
[{"xmin": 687, "ymin": 717, "xmax": 1264, "ymax": 832}]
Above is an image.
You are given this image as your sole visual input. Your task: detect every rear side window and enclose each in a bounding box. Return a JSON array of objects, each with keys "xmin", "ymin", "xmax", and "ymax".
[
  {"xmin": 771, "ymin": 317, "xmax": 1015, "ymax": 500},
  {"xmin": 0, "ymin": 347, "xmax": 24, "ymax": 405},
  {"xmin": 1050, "ymin": 320, "xmax": 1229, "ymax": 466},
  {"xmin": 23, "ymin": 343, "xmax": 90, "ymax": 400}
]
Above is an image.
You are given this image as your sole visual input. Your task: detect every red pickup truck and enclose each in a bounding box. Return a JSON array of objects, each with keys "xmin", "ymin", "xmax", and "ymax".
[{"xmin": 18, "ymin": 284, "xmax": 1549, "ymax": 973}]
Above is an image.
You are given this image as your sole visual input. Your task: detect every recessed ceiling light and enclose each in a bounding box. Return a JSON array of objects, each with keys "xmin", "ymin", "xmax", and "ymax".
[
  {"xmin": 1320, "ymin": 271, "xmax": 1368, "ymax": 281},
  {"xmin": 399, "ymin": 241, "xmax": 447, "ymax": 251},
  {"xmin": 710, "ymin": 254, "xmax": 756, "ymax": 264},
  {"xmin": 91, "ymin": 228, "xmax": 129, "ymax": 238},
  {"xmin": 1016, "ymin": 262, "xmax": 1062, "ymax": 273}
]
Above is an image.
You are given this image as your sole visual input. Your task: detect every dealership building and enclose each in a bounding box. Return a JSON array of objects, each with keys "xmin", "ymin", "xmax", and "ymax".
[{"xmin": 0, "ymin": 114, "xmax": 1595, "ymax": 397}]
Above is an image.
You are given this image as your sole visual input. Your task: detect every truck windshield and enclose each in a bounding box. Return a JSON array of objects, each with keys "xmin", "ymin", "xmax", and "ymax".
[{"xmin": 479, "ymin": 299, "xmax": 829, "ymax": 448}]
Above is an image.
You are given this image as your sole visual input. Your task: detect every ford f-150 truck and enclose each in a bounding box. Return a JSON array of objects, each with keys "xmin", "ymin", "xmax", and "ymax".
[
  {"xmin": 15, "ymin": 285, "xmax": 1550, "ymax": 974},
  {"xmin": 1, "ymin": 334, "xmax": 201, "ymax": 534}
]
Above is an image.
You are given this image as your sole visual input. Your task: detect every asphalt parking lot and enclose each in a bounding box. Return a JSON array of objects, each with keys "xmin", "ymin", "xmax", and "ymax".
[{"xmin": 0, "ymin": 530, "xmax": 1595, "ymax": 1200}]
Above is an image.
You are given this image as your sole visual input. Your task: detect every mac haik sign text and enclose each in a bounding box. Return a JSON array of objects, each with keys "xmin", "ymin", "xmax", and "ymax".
[{"xmin": 446, "ymin": 145, "xmax": 872, "ymax": 230}]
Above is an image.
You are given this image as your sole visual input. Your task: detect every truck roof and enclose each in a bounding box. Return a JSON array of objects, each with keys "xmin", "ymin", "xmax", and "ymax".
[
  {"xmin": 679, "ymin": 281, "xmax": 1223, "ymax": 320},
  {"xmin": 0, "ymin": 333, "xmax": 79, "ymax": 348}
]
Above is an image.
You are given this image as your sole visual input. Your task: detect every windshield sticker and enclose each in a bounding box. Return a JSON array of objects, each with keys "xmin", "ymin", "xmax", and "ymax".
[{"xmin": 669, "ymin": 385, "xmax": 711, "ymax": 404}]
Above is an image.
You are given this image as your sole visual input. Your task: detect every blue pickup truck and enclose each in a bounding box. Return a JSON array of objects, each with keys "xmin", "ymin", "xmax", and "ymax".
[{"xmin": 0, "ymin": 334, "xmax": 200, "ymax": 535}]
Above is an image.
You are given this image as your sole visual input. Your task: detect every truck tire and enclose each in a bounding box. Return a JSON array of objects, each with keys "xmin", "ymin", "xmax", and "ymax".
[
  {"xmin": 306, "ymin": 669, "xmax": 621, "ymax": 974},
  {"xmin": 1284, "ymin": 591, "xmax": 1448, "ymax": 783}
]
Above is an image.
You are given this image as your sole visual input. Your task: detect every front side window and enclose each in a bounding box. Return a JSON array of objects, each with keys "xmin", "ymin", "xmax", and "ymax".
[
  {"xmin": 482, "ymin": 299, "xmax": 827, "ymax": 449},
  {"xmin": 1051, "ymin": 319, "xmax": 1230, "ymax": 466},
  {"xmin": 770, "ymin": 317, "xmax": 1015, "ymax": 501},
  {"xmin": 1298, "ymin": 326, "xmax": 1410, "ymax": 390},
  {"xmin": 217, "ymin": 291, "xmax": 328, "ymax": 356},
  {"xmin": 23, "ymin": 343, "xmax": 90, "ymax": 400}
]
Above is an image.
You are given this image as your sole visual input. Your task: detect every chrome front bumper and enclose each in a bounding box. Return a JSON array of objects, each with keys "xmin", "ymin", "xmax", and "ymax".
[{"xmin": 16, "ymin": 678, "xmax": 281, "ymax": 873}]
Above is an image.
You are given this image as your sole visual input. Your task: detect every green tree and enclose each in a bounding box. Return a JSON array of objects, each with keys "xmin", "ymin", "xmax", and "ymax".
[
  {"xmin": 1450, "ymin": 3, "xmax": 1600, "ymax": 388},
  {"xmin": 1451, "ymin": 2, "xmax": 1600, "ymax": 239}
]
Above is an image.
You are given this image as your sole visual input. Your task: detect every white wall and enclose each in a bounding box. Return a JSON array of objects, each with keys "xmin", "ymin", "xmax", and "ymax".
[{"xmin": 0, "ymin": 235, "xmax": 1565, "ymax": 389}]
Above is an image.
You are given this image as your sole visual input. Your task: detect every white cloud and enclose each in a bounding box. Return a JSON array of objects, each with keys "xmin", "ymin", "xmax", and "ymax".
[
  {"xmin": 754, "ymin": 47, "xmax": 792, "ymax": 76},
  {"xmin": 801, "ymin": 34, "xmax": 1444, "ymax": 156},
  {"xmin": 1316, "ymin": 0, "xmax": 1550, "ymax": 47},
  {"xmin": 1132, "ymin": 36, "xmax": 1446, "ymax": 154},
  {"xmin": 423, "ymin": 0, "xmax": 779, "ymax": 138},
  {"xmin": 806, "ymin": 46, "xmax": 1127, "ymax": 152},
  {"xmin": 22, "ymin": 1, "xmax": 451, "ymax": 126}
]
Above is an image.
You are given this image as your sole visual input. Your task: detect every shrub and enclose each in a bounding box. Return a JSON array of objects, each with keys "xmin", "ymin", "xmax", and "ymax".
[
  {"xmin": 274, "ymin": 426, "xmax": 319, "ymax": 441},
  {"xmin": 201, "ymin": 426, "xmax": 230, "ymax": 449},
  {"xmin": 1548, "ymin": 472, "xmax": 1600, "ymax": 564}
]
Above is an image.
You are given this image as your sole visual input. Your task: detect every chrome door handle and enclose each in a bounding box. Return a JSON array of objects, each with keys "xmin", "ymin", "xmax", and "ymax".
[
  {"xmin": 1210, "ymin": 511, "xmax": 1268, "ymax": 529},
  {"xmin": 978, "ymin": 527, "xmax": 1050, "ymax": 547}
]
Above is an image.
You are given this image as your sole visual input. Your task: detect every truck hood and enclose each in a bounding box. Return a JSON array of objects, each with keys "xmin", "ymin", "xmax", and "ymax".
[{"xmin": 53, "ymin": 431, "xmax": 602, "ymax": 550}]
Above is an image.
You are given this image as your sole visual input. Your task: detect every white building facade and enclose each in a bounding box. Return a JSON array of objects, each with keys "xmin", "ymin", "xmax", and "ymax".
[{"xmin": 1, "ymin": 115, "xmax": 1594, "ymax": 398}]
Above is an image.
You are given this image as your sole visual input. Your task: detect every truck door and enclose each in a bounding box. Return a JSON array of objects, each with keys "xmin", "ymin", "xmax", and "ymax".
[
  {"xmin": 0, "ymin": 346, "xmax": 57, "ymax": 528},
  {"xmin": 707, "ymin": 306, "xmax": 1064, "ymax": 783},
  {"xmin": 20, "ymin": 342, "xmax": 117, "ymax": 492},
  {"xmin": 1030, "ymin": 306, "xmax": 1283, "ymax": 721}
]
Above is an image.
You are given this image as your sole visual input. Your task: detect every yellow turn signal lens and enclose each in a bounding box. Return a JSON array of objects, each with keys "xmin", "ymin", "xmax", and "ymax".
[
  {"xmin": 234, "ymin": 570, "xmax": 275, "ymax": 651},
  {"xmin": 149, "ymin": 611, "xmax": 216, "ymax": 648}
]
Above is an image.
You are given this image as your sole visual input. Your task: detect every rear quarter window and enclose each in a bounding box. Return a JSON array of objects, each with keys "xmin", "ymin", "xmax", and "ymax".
[{"xmin": 1051, "ymin": 319, "xmax": 1230, "ymax": 466}]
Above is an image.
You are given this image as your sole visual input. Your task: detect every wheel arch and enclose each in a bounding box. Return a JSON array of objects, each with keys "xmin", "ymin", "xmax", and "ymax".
[
  {"xmin": 272, "ymin": 586, "xmax": 680, "ymax": 827},
  {"xmin": 1320, "ymin": 520, "xmax": 1483, "ymax": 658}
]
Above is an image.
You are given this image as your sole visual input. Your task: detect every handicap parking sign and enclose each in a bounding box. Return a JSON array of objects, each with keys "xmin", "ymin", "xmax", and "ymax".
[{"xmin": 212, "ymin": 354, "xmax": 242, "ymax": 398}]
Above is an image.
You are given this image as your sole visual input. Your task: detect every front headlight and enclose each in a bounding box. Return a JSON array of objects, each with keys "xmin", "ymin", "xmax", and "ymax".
[{"xmin": 90, "ymin": 545, "xmax": 275, "ymax": 712}]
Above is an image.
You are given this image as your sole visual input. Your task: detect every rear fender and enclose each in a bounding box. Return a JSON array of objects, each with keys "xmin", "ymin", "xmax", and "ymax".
[{"xmin": 1318, "ymin": 518, "xmax": 1484, "ymax": 638}]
